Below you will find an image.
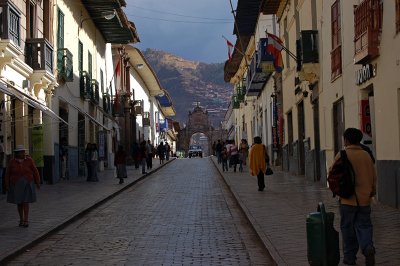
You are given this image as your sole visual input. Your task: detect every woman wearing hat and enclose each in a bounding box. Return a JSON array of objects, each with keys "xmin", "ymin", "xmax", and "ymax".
[{"xmin": 5, "ymin": 145, "xmax": 40, "ymax": 227}]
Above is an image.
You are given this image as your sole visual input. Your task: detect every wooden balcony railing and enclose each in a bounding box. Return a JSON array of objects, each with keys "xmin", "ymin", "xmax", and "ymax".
[
  {"xmin": 354, "ymin": 0, "xmax": 382, "ymax": 64},
  {"xmin": 25, "ymin": 38, "xmax": 54, "ymax": 73}
]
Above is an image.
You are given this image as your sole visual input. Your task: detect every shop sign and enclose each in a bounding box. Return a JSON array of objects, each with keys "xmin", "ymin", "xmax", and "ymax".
[{"xmin": 355, "ymin": 64, "xmax": 376, "ymax": 85}]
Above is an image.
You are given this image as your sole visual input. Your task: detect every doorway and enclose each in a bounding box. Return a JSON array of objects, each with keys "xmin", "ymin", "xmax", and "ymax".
[
  {"xmin": 333, "ymin": 99, "xmax": 345, "ymax": 155},
  {"xmin": 297, "ymin": 101, "xmax": 305, "ymax": 175}
]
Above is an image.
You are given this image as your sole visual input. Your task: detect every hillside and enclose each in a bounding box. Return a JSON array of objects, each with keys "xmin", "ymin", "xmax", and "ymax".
[{"xmin": 142, "ymin": 48, "xmax": 232, "ymax": 127}]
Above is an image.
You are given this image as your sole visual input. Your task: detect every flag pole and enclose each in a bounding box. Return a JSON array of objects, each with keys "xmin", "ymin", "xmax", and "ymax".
[
  {"xmin": 222, "ymin": 35, "xmax": 245, "ymax": 57},
  {"xmin": 228, "ymin": 0, "xmax": 249, "ymax": 67},
  {"xmin": 265, "ymin": 31, "xmax": 298, "ymax": 61}
]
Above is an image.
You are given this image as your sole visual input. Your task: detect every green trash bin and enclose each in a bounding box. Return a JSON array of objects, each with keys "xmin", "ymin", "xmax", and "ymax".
[{"xmin": 306, "ymin": 202, "xmax": 340, "ymax": 266}]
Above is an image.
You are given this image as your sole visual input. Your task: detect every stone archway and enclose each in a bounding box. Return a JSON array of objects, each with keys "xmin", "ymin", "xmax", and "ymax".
[{"xmin": 178, "ymin": 105, "xmax": 213, "ymax": 156}]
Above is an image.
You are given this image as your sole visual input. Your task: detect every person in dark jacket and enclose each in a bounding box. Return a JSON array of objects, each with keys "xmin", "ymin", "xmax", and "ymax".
[
  {"xmin": 157, "ymin": 142, "xmax": 166, "ymax": 164},
  {"xmin": 114, "ymin": 145, "xmax": 127, "ymax": 184}
]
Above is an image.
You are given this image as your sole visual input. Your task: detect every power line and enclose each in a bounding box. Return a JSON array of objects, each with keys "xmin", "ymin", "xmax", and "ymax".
[
  {"xmin": 129, "ymin": 14, "xmax": 232, "ymax": 24},
  {"xmin": 129, "ymin": 4, "xmax": 232, "ymax": 21}
]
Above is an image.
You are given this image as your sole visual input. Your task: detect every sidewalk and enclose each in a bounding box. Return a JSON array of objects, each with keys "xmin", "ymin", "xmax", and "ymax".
[
  {"xmin": 0, "ymin": 158, "xmax": 174, "ymax": 263},
  {"xmin": 211, "ymin": 156, "xmax": 400, "ymax": 266}
]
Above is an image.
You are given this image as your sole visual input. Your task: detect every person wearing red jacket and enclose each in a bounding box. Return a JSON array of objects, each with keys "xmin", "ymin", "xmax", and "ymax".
[{"xmin": 5, "ymin": 145, "xmax": 40, "ymax": 227}]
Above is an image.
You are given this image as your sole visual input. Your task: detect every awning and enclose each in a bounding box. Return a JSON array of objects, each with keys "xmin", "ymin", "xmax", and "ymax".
[
  {"xmin": 155, "ymin": 92, "xmax": 176, "ymax": 117},
  {"xmin": 0, "ymin": 79, "xmax": 68, "ymax": 125},
  {"xmin": 59, "ymin": 96, "xmax": 110, "ymax": 131}
]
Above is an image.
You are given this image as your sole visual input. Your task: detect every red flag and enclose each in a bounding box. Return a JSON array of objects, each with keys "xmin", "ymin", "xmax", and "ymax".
[
  {"xmin": 266, "ymin": 32, "xmax": 284, "ymax": 72},
  {"xmin": 227, "ymin": 40, "xmax": 234, "ymax": 60}
]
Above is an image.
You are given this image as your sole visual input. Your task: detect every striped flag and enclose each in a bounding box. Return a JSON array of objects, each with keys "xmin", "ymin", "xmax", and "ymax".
[
  {"xmin": 266, "ymin": 32, "xmax": 284, "ymax": 73},
  {"xmin": 227, "ymin": 40, "xmax": 234, "ymax": 61}
]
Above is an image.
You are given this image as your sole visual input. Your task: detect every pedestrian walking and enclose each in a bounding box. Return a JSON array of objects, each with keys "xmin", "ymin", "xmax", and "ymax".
[
  {"xmin": 146, "ymin": 140, "xmax": 153, "ymax": 170},
  {"xmin": 216, "ymin": 140, "xmax": 223, "ymax": 164},
  {"xmin": 140, "ymin": 141, "xmax": 147, "ymax": 174},
  {"xmin": 114, "ymin": 145, "xmax": 127, "ymax": 184},
  {"xmin": 157, "ymin": 142, "xmax": 166, "ymax": 164},
  {"xmin": 91, "ymin": 143, "xmax": 99, "ymax": 181},
  {"xmin": 228, "ymin": 140, "xmax": 239, "ymax": 172},
  {"xmin": 249, "ymin": 136, "xmax": 267, "ymax": 191},
  {"xmin": 221, "ymin": 147, "xmax": 229, "ymax": 172},
  {"xmin": 132, "ymin": 142, "xmax": 140, "ymax": 169},
  {"xmin": 5, "ymin": 145, "xmax": 40, "ymax": 227},
  {"xmin": 238, "ymin": 139, "xmax": 249, "ymax": 172},
  {"xmin": 84, "ymin": 143, "xmax": 92, "ymax": 181},
  {"xmin": 331, "ymin": 128, "xmax": 376, "ymax": 266}
]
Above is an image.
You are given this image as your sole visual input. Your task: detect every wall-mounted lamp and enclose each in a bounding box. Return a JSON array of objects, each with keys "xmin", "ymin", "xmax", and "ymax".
[{"xmin": 80, "ymin": 10, "xmax": 117, "ymax": 28}]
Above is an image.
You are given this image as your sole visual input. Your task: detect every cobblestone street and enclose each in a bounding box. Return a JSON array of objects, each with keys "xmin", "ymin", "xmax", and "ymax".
[{"xmin": 6, "ymin": 158, "xmax": 273, "ymax": 265}]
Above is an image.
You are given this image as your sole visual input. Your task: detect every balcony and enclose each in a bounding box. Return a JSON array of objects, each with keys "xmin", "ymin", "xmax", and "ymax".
[
  {"xmin": 25, "ymin": 38, "xmax": 53, "ymax": 73},
  {"xmin": 102, "ymin": 92, "xmax": 111, "ymax": 114},
  {"xmin": 112, "ymin": 96, "xmax": 124, "ymax": 116},
  {"xmin": 236, "ymin": 85, "xmax": 246, "ymax": 102},
  {"xmin": 246, "ymin": 51, "xmax": 271, "ymax": 97},
  {"xmin": 331, "ymin": 45, "xmax": 342, "ymax": 80},
  {"xmin": 232, "ymin": 95, "xmax": 240, "ymax": 109},
  {"xmin": 91, "ymin": 79, "xmax": 99, "ymax": 105},
  {"xmin": 353, "ymin": 0, "xmax": 382, "ymax": 64},
  {"xmin": 0, "ymin": 0, "xmax": 21, "ymax": 46},
  {"xmin": 143, "ymin": 111, "xmax": 150, "ymax": 126},
  {"xmin": 80, "ymin": 71, "xmax": 92, "ymax": 100},
  {"xmin": 296, "ymin": 30, "xmax": 319, "ymax": 71},
  {"xmin": 57, "ymin": 48, "xmax": 73, "ymax": 82},
  {"xmin": 134, "ymin": 101, "xmax": 143, "ymax": 115}
]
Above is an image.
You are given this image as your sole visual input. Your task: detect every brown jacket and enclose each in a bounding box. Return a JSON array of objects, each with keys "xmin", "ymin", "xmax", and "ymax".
[{"xmin": 332, "ymin": 145, "xmax": 376, "ymax": 206}]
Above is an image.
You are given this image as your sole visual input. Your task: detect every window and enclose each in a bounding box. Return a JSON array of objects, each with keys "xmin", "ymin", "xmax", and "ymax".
[
  {"xmin": 331, "ymin": 0, "xmax": 342, "ymax": 80},
  {"xmin": 100, "ymin": 69, "xmax": 104, "ymax": 94},
  {"xmin": 396, "ymin": 0, "xmax": 400, "ymax": 33},
  {"xmin": 88, "ymin": 52, "xmax": 92, "ymax": 77},
  {"xmin": 8, "ymin": 6, "xmax": 21, "ymax": 46},
  {"xmin": 78, "ymin": 41, "xmax": 83, "ymax": 74},
  {"xmin": 57, "ymin": 9, "xmax": 64, "ymax": 49},
  {"xmin": 26, "ymin": 1, "xmax": 36, "ymax": 39}
]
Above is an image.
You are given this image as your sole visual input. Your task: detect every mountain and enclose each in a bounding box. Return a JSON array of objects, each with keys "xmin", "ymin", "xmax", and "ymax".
[{"xmin": 141, "ymin": 48, "xmax": 232, "ymax": 127}]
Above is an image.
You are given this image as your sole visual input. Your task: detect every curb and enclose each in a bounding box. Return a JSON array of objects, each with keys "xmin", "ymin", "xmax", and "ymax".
[
  {"xmin": 0, "ymin": 158, "xmax": 176, "ymax": 264},
  {"xmin": 210, "ymin": 157, "xmax": 287, "ymax": 266}
]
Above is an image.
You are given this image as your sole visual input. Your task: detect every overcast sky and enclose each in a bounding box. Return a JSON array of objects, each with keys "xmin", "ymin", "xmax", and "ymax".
[{"xmin": 124, "ymin": 0, "xmax": 238, "ymax": 64}]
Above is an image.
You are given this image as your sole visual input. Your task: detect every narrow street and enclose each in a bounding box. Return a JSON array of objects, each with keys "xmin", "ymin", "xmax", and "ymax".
[{"xmin": 7, "ymin": 159, "xmax": 274, "ymax": 265}]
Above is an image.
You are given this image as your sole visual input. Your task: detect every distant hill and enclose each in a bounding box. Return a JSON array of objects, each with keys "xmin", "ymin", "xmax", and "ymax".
[{"xmin": 141, "ymin": 48, "xmax": 232, "ymax": 127}]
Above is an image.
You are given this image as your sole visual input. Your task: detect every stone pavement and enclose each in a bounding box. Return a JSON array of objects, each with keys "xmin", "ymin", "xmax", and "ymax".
[
  {"xmin": 0, "ymin": 158, "xmax": 174, "ymax": 263},
  {"xmin": 211, "ymin": 156, "xmax": 400, "ymax": 266}
]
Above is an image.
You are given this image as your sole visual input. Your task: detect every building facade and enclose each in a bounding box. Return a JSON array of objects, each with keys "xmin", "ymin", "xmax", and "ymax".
[{"xmin": 224, "ymin": 0, "xmax": 400, "ymax": 208}]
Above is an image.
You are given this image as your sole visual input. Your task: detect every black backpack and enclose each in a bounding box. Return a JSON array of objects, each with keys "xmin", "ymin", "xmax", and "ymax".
[{"xmin": 327, "ymin": 150, "xmax": 355, "ymax": 198}]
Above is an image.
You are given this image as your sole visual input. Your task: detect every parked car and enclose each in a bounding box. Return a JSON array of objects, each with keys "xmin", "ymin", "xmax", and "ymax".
[{"xmin": 188, "ymin": 145, "xmax": 203, "ymax": 158}]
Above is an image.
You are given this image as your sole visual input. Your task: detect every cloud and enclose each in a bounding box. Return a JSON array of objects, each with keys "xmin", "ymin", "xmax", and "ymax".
[{"xmin": 124, "ymin": 0, "xmax": 236, "ymax": 63}]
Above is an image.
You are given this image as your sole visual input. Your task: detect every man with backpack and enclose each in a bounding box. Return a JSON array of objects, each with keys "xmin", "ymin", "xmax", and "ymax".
[{"xmin": 329, "ymin": 128, "xmax": 377, "ymax": 265}]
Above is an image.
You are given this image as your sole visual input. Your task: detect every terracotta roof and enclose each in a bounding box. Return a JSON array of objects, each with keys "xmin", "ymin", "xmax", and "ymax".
[{"xmin": 224, "ymin": 36, "xmax": 251, "ymax": 82}]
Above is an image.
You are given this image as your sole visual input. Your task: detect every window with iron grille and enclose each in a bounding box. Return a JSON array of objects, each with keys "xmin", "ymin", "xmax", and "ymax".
[
  {"xmin": 331, "ymin": 0, "xmax": 342, "ymax": 80},
  {"xmin": 396, "ymin": 0, "xmax": 400, "ymax": 33}
]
